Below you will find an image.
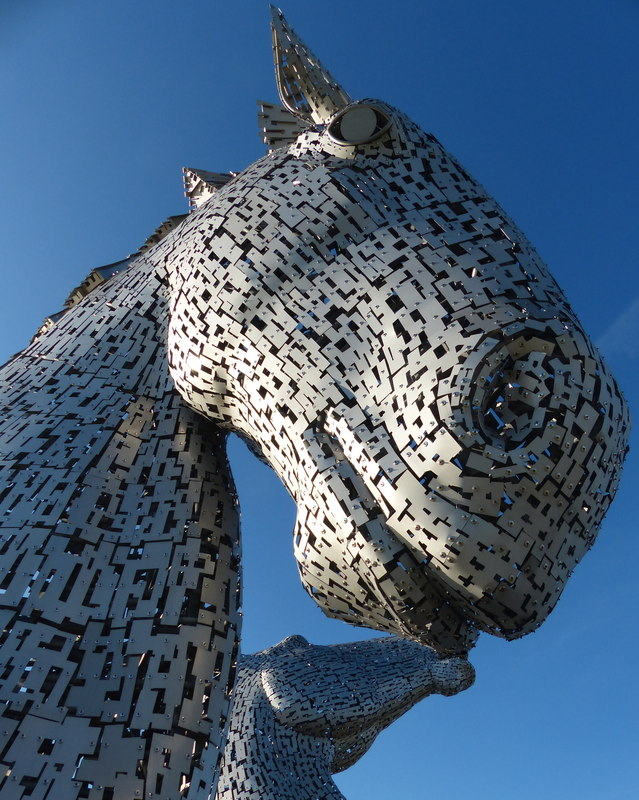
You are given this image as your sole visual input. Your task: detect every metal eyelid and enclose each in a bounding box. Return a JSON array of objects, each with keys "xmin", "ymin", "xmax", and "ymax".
[{"xmin": 327, "ymin": 103, "xmax": 393, "ymax": 146}]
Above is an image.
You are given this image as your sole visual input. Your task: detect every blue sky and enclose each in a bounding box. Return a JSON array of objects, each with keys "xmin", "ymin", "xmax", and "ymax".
[{"xmin": 1, "ymin": 1, "xmax": 638, "ymax": 797}]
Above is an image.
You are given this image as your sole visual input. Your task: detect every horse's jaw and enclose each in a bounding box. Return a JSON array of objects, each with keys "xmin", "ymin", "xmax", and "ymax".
[{"xmin": 294, "ymin": 419, "xmax": 479, "ymax": 654}]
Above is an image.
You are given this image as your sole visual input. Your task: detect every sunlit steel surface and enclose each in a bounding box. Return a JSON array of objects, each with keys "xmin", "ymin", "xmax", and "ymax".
[{"xmin": 0, "ymin": 6, "xmax": 628, "ymax": 799}]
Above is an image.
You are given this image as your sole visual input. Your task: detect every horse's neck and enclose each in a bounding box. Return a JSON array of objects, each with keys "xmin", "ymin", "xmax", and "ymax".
[{"xmin": 0, "ymin": 254, "xmax": 242, "ymax": 799}]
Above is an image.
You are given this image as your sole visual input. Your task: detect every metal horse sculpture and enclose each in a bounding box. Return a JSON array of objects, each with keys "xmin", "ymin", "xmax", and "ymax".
[
  {"xmin": 216, "ymin": 635, "xmax": 473, "ymax": 800},
  {"xmin": 0, "ymin": 9, "xmax": 629, "ymax": 800}
]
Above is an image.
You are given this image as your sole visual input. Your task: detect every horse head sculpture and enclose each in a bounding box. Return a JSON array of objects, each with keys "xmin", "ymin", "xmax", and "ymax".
[
  {"xmin": 217, "ymin": 634, "xmax": 474, "ymax": 800},
  {"xmin": 0, "ymin": 9, "xmax": 630, "ymax": 798},
  {"xmin": 167, "ymin": 8, "xmax": 630, "ymax": 653}
]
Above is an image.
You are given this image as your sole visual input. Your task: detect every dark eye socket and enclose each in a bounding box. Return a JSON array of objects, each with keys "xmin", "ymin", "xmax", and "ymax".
[{"xmin": 327, "ymin": 104, "xmax": 392, "ymax": 146}]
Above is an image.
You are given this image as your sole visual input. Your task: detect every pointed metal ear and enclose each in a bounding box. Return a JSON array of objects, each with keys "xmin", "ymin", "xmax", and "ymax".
[{"xmin": 270, "ymin": 6, "xmax": 351, "ymax": 124}]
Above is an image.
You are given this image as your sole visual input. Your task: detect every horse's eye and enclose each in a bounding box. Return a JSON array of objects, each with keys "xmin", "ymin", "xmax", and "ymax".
[{"xmin": 327, "ymin": 104, "xmax": 392, "ymax": 146}]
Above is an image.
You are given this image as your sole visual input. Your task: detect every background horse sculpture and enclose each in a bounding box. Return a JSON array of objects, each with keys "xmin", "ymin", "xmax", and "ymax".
[
  {"xmin": 217, "ymin": 635, "xmax": 473, "ymax": 800},
  {"xmin": 0, "ymin": 7, "xmax": 629, "ymax": 800}
]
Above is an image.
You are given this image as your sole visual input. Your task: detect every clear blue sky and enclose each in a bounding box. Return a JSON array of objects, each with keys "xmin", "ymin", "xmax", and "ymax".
[{"xmin": 1, "ymin": 1, "xmax": 638, "ymax": 797}]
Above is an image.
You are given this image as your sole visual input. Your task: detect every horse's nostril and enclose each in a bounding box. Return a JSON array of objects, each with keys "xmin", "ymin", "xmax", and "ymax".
[{"xmin": 478, "ymin": 351, "xmax": 553, "ymax": 450}]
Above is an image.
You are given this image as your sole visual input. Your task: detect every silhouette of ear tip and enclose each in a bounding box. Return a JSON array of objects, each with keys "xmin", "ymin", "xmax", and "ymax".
[{"xmin": 270, "ymin": 8, "xmax": 351, "ymax": 123}]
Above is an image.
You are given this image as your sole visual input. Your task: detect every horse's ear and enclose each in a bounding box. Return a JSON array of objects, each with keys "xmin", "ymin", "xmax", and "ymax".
[{"xmin": 270, "ymin": 6, "xmax": 351, "ymax": 124}]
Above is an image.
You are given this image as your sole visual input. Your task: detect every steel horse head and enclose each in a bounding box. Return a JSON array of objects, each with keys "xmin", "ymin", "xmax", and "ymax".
[
  {"xmin": 0, "ymin": 9, "xmax": 631, "ymax": 799},
  {"xmin": 168, "ymin": 9, "xmax": 629, "ymax": 653}
]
